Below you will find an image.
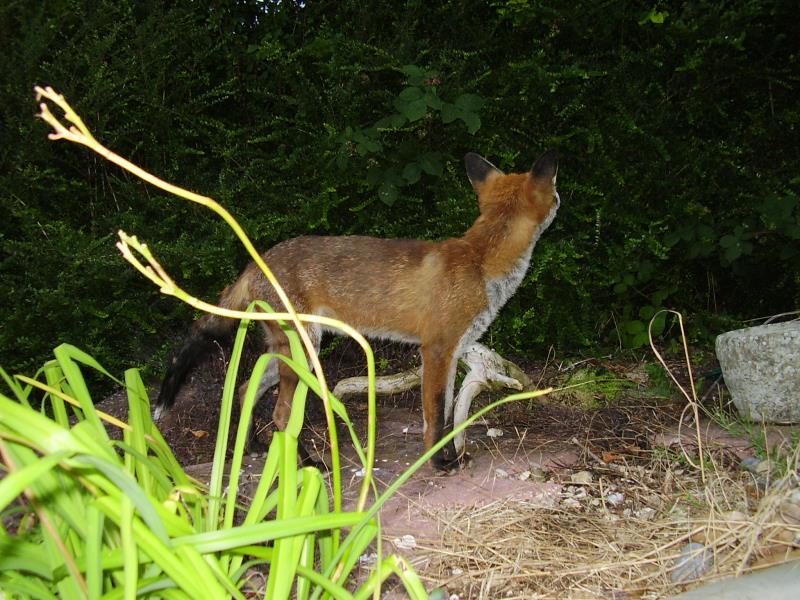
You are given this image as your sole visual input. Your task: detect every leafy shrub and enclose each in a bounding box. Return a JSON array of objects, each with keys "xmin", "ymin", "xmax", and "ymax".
[{"xmin": 1, "ymin": 0, "xmax": 797, "ymax": 377}]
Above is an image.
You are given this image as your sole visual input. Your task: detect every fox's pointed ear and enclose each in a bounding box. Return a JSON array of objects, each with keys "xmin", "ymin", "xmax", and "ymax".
[
  {"xmin": 531, "ymin": 148, "xmax": 558, "ymax": 184},
  {"xmin": 465, "ymin": 153, "xmax": 502, "ymax": 190}
]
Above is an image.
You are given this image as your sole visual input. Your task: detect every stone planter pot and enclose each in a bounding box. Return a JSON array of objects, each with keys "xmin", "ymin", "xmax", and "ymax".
[{"xmin": 715, "ymin": 320, "xmax": 800, "ymax": 423}]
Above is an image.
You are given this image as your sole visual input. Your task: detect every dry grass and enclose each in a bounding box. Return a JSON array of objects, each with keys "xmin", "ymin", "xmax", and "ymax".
[{"xmin": 408, "ymin": 449, "xmax": 800, "ymax": 599}]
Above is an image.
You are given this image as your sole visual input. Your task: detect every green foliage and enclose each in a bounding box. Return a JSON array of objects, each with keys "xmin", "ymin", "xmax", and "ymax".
[
  {"xmin": 337, "ymin": 63, "xmax": 484, "ymax": 209},
  {"xmin": 2, "ymin": 0, "xmax": 799, "ymax": 376},
  {"xmin": 0, "ymin": 337, "xmax": 430, "ymax": 598}
]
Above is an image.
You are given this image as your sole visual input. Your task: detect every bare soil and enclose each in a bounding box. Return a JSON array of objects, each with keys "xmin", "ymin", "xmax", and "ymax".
[{"xmin": 97, "ymin": 338, "xmax": 800, "ymax": 598}]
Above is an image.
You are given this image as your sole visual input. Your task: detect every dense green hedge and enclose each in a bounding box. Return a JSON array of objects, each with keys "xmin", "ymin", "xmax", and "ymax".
[{"xmin": 1, "ymin": 0, "xmax": 798, "ymax": 377}]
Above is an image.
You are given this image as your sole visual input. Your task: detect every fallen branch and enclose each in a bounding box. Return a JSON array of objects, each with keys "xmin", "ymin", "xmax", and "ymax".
[{"xmin": 332, "ymin": 342, "xmax": 533, "ymax": 455}]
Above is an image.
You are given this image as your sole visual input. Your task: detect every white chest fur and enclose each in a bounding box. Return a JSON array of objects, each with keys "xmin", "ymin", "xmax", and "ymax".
[{"xmin": 485, "ymin": 198, "xmax": 559, "ymax": 321}]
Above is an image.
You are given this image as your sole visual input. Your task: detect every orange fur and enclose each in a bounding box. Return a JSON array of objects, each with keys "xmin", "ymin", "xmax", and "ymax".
[{"xmin": 157, "ymin": 149, "xmax": 560, "ymax": 471}]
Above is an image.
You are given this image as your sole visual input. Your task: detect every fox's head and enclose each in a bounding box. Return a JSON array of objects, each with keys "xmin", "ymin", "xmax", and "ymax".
[{"xmin": 464, "ymin": 149, "xmax": 560, "ymax": 229}]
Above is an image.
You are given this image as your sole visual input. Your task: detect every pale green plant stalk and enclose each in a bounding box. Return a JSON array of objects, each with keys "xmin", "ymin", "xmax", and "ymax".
[
  {"xmin": 648, "ymin": 309, "xmax": 706, "ymax": 482},
  {"xmin": 34, "ymin": 86, "xmax": 379, "ymax": 513}
]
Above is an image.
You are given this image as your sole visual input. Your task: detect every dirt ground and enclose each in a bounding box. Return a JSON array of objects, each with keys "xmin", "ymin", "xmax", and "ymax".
[{"xmin": 99, "ymin": 337, "xmax": 800, "ymax": 598}]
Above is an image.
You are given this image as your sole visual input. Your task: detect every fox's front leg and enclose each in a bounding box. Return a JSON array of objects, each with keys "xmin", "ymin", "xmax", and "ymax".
[{"xmin": 421, "ymin": 343, "xmax": 462, "ymax": 472}]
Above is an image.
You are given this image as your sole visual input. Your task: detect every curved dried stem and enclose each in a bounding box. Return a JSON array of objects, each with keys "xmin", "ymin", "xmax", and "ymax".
[
  {"xmin": 649, "ymin": 310, "xmax": 706, "ymax": 483},
  {"xmin": 35, "ymin": 86, "xmax": 379, "ymax": 512}
]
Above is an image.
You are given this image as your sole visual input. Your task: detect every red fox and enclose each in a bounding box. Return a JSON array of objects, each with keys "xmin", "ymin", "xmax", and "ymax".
[{"xmin": 155, "ymin": 149, "xmax": 559, "ymax": 471}]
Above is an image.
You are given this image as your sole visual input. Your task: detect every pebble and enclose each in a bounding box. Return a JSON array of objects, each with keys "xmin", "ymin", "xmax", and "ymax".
[
  {"xmin": 606, "ymin": 492, "xmax": 625, "ymax": 506},
  {"xmin": 393, "ymin": 534, "xmax": 417, "ymax": 550},
  {"xmin": 529, "ymin": 463, "xmax": 547, "ymax": 482},
  {"xmin": 571, "ymin": 470, "xmax": 593, "ymax": 485},
  {"xmin": 495, "ymin": 468, "xmax": 509, "ymax": 479},
  {"xmin": 740, "ymin": 456, "xmax": 762, "ymax": 473},
  {"xmin": 671, "ymin": 542, "xmax": 712, "ymax": 583},
  {"xmin": 486, "ymin": 427, "xmax": 504, "ymax": 438}
]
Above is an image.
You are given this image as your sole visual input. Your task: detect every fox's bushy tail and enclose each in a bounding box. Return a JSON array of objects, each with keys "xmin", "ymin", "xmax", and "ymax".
[{"xmin": 155, "ymin": 274, "xmax": 253, "ymax": 412}]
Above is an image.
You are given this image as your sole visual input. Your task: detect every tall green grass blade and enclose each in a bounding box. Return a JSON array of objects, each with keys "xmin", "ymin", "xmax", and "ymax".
[
  {"xmin": 0, "ymin": 535, "xmax": 54, "ymax": 579},
  {"xmin": 296, "ymin": 532, "xmax": 315, "ymax": 600},
  {"xmin": 73, "ymin": 454, "xmax": 169, "ymax": 544},
  {"xmin": 0, "ymin": 365, "xmax": 31, "ymax": 407},
  {"xmin": 224, "ymin": 351, "xmax": 275, "ymax": 531},
  {"xmin": 0, "ymin": 395, "xmax": 85, "ymax": 455},
  {"xmin": 325, "ymin": 520, "xmax": 378, "ymax": 597},
  {"xmin": 1, "ymin": 442, "xmax": 88, "ymax": 541},
  {"xmin": 173, "ymin": 545, "xmax": 229, "ymax": 599},
  {"xmin": 85, "ymin": 503, "xmax": 104, "ymax": 599},
  {"xmin": 52, "ymin": 344, "xmax": 117, "ymax": 441},
  {"xmin": 275, "ymin": 468, "xmax": 324, "ymax": 599},
  {"xmin": 92, "ymin": 496, "xmax": 208, "ymax": 599},
  {"xmin": 0, "ymin": 450, "xmax": 69, "ymax": 512},
  {"xmin": 353, "ymin": 555, "xmax": 428, "ymax": 600},
  {"xmin": 0, "ymin": 574, "xmax": 59, "ymax": 599},
  {"xmin": 120, "ymin": 495, "xmax": 138, "ymax": 600},
  {"xmin": 43, "ymin": 360, "xmax": 68, "ymax": 426},
  {"xmin": 295, "ymin": 564, "xmax": 355, "ymax": 600},
  {"xmin": 112, "ymin": 441, "xmax": 174, "ymax": 494},
  {"xmin": 124, "ymin": 367, "xmax": 153, "ymax": 495},
  {"xmin": 207, "ymin": 312, "xmax": 251, "ymax": 533},
  {"xmin": 200, "ymin": 551, "xmax": 249, "ymax": 600},
  {"xmin": 174, "ymin": 512, "xmax": 365, "ymax": 553},
  {"xmin": 264, "ymin": 430, "xmax": 302, "ymax": 600}
]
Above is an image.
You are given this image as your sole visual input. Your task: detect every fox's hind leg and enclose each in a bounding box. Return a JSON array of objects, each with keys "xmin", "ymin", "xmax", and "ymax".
[{"xmin": 239, "ymin": 320, "xmax": 323, "ymax": 466}]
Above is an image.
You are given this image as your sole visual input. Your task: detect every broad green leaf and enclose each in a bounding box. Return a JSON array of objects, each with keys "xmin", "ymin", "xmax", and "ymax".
[
  {"xmin": 454, "ymin": 93, "xmax": 484, "ymax": 112},
  {"xmin": 402, "ymin": 162, "xmax": 422, "ymax": 184},
  {"xmin": 396, "ymin": 86, "xmax": 424, "ymax": 103},
  {"xmin": 440, "ymin": 103, "xmax": 458, "ymax": 124},
  {"xmin": 378, "ymin": 182, "xmax": 398, "ymax": 206},
  {"xmin": 418, "ymin": 153, "xmax": 442, "ymax": 177},
  {"xmin": 624, "ymin": 319, "xmax": 645, "ymax": 335},
  {"xmin": 398, "ymin": 97, "xmax": 428, "ymax": 122},
  {"xmin": 461, "ymin": 112, "xmax": 481, "ymax": 134},
  {"xmin": 638, "ymin": 305, "xmax": 656, "ymax": 320}
]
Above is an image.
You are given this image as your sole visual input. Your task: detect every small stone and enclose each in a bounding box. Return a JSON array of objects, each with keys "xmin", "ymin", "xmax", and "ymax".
[
  {"xmin": 529, "ymin": 464, "xmax": 547, "ymax": 482},
  {"xmin": 519, "ymin": 470, "xmax": 532, "ymax": 481},
  {"xmin": 671, "ymin": 543, "xmax": 712, "ymax": 583},
  {"xmin": 571, "ymin": 470, "xmax": 593, "ymax": 485},
  {"xmin": 451, "ymin": 567, "xmax": 463, "ymax": 576},
  {"xmin": 562, "ymin": 497, "xmax": 581, "ymax": 509},
  {"xmin": 635, "ymin": 507, "xmax": 656, "ymax": 521},
  {"xmin": 740, "ymin": 456, "xmax": 761, "ymax": 473},
  {"xmin": 393, "ymin": 534, "xmax": 417, "ymax": 550},
  {"xmin": 486, "ymin": 427, "xmax": 504, "ymax": 438},
  {"xmin": 754, "ymin": 460, "xmax": 772, "ymax": 475},
  {"xmin": 606, "ymin": 492, "xmax": 625, "ymax": 506},
  {"xmin": 495, "ymin": 468, "xmax": 509, "ymax": 479}
]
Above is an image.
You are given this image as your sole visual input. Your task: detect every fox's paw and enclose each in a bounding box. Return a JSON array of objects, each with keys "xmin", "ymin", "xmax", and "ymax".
[{"xmin": 431, "ymin": 443, "xmax": 471, "ymax": 473}]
